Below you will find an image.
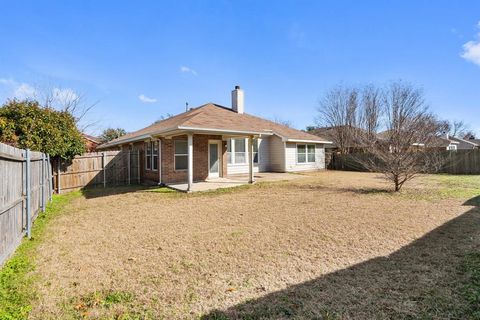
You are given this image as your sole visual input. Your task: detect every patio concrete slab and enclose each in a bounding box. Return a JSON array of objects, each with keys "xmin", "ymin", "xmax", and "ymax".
[{"xmin": 166, "ymin": 172, "xmax": 303, "ymax": 192}]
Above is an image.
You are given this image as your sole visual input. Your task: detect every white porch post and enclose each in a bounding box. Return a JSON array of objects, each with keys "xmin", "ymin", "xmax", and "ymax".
[
  {"xmin": 187, "ymin": 133, "xmax": 193, "ymax": 191},
  {"xmin": 248, "ymin": 136, "xmax": 254, "ymax": 184}
]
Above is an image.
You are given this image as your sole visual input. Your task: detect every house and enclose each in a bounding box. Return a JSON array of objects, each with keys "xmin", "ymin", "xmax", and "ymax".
[
  {"xmin": 98, "ymin": 86, "xmax": 332, "ymax": 191},
  {"xmin": 82, "ymin": 133, "xmax": 101, "ymax": 152},
  {"xmin": 449, "ymin": 136, "xmax": 479, "ymax": 150},
  {"xmin": 308, "ymin": 126, "xmax": 375, "ymax": 153}
]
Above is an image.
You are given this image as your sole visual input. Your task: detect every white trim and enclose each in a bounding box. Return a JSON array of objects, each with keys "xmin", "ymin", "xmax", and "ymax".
[
  {"xmin": 285, "ymin": 138, "xmax": 332, "ymax": 144},
  {"xmin": 295, "ymin": 143, "xmax": 316, "ymax": 164},
  {"xmin": 98, "ymin": 134, "xmax": 152, "ymax": 149},
  {"xmin": 207, "ymin": 140, "xmax": 222, "ymax": 178},
  {"xmin": 145, "ymin": 141, "xmax": 152, "ymax": 171},
  {"xmin": 248, "ymin": 136, "xmax": 254, "ymax": 183},
  {"xmin": 173, "ymin": 139, "xmax": 188, "ymax": 171},
  {"xmin": 152, "ymin": 140, "xmax": 158, "ymax": 172}
]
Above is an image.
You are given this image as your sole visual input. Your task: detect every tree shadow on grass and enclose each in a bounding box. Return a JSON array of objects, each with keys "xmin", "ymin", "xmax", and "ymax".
[{"xmin": 202, "ymin": 196, "xmax": 480, "ymax": 319}]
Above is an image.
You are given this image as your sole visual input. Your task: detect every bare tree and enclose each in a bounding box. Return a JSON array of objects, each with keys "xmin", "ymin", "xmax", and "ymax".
[
  {"xmin": 40, "ymin": 86, "xmax": 99, "ymax": 132},
  {"xmin": 316, "ymin": 85, "xmax": 359, "ymax": 154},
  {"xmin": 354, "ymin": 81, "xmax": 446, "ymax": 191},
  {"xmin": 439, "ymin": 120, "xmax": 469, "ymax": 138},
  {"xmin": 272, "ymin": 116, "xmax": 293, "ymax": 128},
  {"xmin": 451, "ymin": 120, "xmax": 469, "ymax": 138}
]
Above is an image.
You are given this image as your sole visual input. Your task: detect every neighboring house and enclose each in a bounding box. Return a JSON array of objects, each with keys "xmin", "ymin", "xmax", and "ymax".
[
  {"xmin": 82, "ymin": 133, "xmax": 100, "ymax": 152},
  {"xmin": 448, "ymin": 136, "xmax": 479, "ymax": 150},
  {"xmin": 309, "ymin": 126, "xmax": 374, "ymax": 153},
  {"xmin": 98, "ymin": 86, "xmax": 332, "ymax": 190}
]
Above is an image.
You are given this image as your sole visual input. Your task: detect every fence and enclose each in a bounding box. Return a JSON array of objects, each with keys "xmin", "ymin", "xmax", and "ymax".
[
  {"xmin": 53, "ymin": 151, "xmax": 141, "ymax": 193},
  {"xmin": 328, "ymin": 149, "xmax": 480, "ymax": 174},
  {"xmin": 0, "ymin": 142, "xmax": 52, "ymax": 266}
]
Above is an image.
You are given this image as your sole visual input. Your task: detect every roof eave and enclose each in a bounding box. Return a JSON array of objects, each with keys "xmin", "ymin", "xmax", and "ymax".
[
  {"xmin": 176, "ymin": 126, "xmax": 274, "ymax": 136},
  {"xmin": 284, "ymin": 138, "xmax": 333, "ymax": 144}
]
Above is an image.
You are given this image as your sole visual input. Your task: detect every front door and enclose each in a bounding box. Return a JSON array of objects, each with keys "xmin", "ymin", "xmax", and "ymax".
[{"xmin": 208, "ymin": 141, "xmax": 221, "ymax": 178}]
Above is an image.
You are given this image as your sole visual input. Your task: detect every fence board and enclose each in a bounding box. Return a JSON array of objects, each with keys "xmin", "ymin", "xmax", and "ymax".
[
  {"xmin": 53, "ymin": 151, "xmax": 140, "ymax": 193},
  {"xmin": 329, "ymin": 149, "xmax": 480, "ymax": 174},
  {"xmin": 0, "ymin": 142, "xmax": 52, "ymax": 266}
]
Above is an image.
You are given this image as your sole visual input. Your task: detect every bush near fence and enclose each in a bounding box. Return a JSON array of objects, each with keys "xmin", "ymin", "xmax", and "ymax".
[
  {"xmin": 0, "ymin": 142, "xmax": 52, "ymax": 266},
  {"xmin": 328, "ymin": 149, "xmax": 480, "ymax": 174}
]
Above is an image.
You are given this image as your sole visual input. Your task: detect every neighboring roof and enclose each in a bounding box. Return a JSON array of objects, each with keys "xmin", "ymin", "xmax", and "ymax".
[
  {"xmin": 82, "ymin": 133, "xmax": 100, "ymax": 144},
  {"xmin": 431, "ymin": 136, "xmax": 459, "ymax": 148},
  {"xmin": 449, "ymin": 136, "xmax": 480, "ymax": 149},
  {"xmin": 310, "ymin": 126, "xmax": 382, "ymax": 148},
  {"xmin": 99, "ymin": 103, "xmax": 331, "ymax": 148},
  {"xmin": 471, "ymin": 139, "xmax": 480, "ymax": 145}
]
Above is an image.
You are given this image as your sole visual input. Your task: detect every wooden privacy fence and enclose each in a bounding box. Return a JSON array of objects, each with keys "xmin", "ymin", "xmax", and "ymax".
[
  {"xmin": 0, "ymin": 142, "xmax": 52, "ymax": 266},
  {"xmin": 54, "ymin": 150, "xmax": 141, "ymax": 193},
  {"xmin": 328, "ymin": 149, "xmax": 480, "ymax": 174}
]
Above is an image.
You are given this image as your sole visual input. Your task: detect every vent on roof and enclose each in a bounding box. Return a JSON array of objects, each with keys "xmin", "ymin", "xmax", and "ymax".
[{"xmin": 231, "ymin": 85, "xmax": 244, "ymax": 114}]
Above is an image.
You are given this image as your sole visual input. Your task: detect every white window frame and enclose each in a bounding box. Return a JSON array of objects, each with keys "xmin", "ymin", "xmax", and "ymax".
[
  {"xmin": 174, "ymin": 139, "xmax": 188, "ymax": 171},
  {"xmin": 145, "ymin": 141, "xmax": 159, "ymax": 171},
  {"xmin": 296, "ymin": 143, "xmax": 316, "ymax": 164},
  {"xmin": 226, "ymin": 138, "xmax": 246, "ymax": 165},
  {"xmin": 145, "ymin": 141, "xmax": 152, "ymax": 170},
  {"xmin": 447, "ymin": 144, "xmax": 457, "ymax": 151},
  {"xmin": 152, "ymin": 141, "xmax": 158, "ymax": 171}
]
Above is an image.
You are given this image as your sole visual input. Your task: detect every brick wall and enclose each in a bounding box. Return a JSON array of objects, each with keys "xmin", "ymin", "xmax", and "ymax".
[
  {"xmin": 109, "ymin": 134, "xmax": 227, "ymax": 185},
  {"xmin": 161, "ymin": 134, "xmax": 226, "ymax": 184}
]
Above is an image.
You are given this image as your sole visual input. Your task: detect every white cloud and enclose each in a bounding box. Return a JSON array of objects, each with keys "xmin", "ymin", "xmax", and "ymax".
[
  {"xmin": 461, "ymin": 21, "xmax": 480, "ymax": 66},
  {"xmin": 138, "ymin": 94, "xmax": 157, "ymax": 103},
  {"xmin": 180, "ymin": 65, "xmax": 198, "ymax": 76},
  {"xmin": 14, "ymin": 83, "xmax": 37, "ymax": 99},
  {"xmin": 52, "ymin": 87, "xmax": 79, "ymax": 103},
  {"xmin": 0, "ymin": 78, "xmax": 16, "ymax": 86}
]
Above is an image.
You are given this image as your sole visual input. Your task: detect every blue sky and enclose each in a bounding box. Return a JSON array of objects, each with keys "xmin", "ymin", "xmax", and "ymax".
[{"xmin": 0, "ymin": 0, "xmax": 479, "ymax": 135}]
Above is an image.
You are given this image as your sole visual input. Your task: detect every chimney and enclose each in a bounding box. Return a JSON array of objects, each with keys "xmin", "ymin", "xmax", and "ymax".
[{"xmin": 231, "ymin": 85, "xmax": 244, "ymax": 114}]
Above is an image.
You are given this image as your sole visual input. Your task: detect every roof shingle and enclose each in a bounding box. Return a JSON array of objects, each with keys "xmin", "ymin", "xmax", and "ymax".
[{"xmin": 100, "ymin": 103, "xmax": 330, "ymax": 148}]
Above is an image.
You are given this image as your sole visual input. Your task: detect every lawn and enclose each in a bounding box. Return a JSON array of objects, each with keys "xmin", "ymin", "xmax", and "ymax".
[{"xmin": 2, "ymin": 171, "xmax": 480, "ymax": 319}]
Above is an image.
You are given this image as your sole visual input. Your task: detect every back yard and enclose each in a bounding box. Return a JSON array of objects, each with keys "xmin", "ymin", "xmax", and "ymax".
[{"xmin": 2, "ymin": 171, "xmax": 480, "ymax": 319}]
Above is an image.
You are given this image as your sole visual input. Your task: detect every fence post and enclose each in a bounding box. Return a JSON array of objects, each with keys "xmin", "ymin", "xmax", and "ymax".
[
  {"xmin": 41, "ymin": 153, "xmax": 46, "ymax": 212},
  {"xmin": 25, "ymin": 149, "xmax": 32, "ymax": 238},
  {"xmin": 47, "ymin": 154, "xmax": 52, "ymax": 201},
  {"xmin": 102, "ymin": 152, "xmax": 106, "ymax": 188},
  {"xmin": 127, "ymin": 151, "xmax": 131, "ymax": 185},
  {"xmin": 57, "ymin": 159, "xmax": 61, "ymax": 194}
]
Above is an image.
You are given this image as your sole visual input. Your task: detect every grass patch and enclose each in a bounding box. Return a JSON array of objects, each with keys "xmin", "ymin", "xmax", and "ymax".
[
  {"xmin": 144, "ymin": 186, "xmax": 178, "ymax": 194},
  {"xmin": 437, "ymin": 175, "xmax": 480, "ymax": 200},
  {"xmin": 0, "ymin": 191, "xmax": 81, "ymax": 320},
  {"xmin": 461, "ymin": 253, "xmax": 480, "ymax": 318}
]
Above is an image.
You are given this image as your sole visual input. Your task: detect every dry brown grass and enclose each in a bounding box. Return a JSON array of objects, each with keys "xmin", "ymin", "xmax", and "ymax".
[{"xmin": 29, "ymin": 171, "xmax": 480, "ymax": 319}]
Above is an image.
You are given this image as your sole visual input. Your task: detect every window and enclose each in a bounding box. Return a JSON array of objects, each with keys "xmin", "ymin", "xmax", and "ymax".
[
  {"xmin": 253, "ymin": 138, "xmax": 259, "ymax": 163},
  {"xmin": 234, "ymin": 139, "xmax": 246, "ymax": 164},
  {"xmin": 145, "ymin": 141, "xmax": 159, "ymax": 170},
  {"xmin": 152, "ymin": 141, "xmax": 159, "ymax": 170},
  {"xmin": 226, "ymin": 138, "xmax": 258, "ymax": 164},
  {"xmin": 145, "ymin": 142, "xmax": 152, "ymax": 170},
  {"xmin": 297, "ymin": 144, "xmax": 315, "ymax": 163},
  {"xmin": 174, "ymin": 140, "xmax": 188, "ymax": 170},
  {"xmin": 447, "ymin": 144, "xmax": 457, "ymax": 151}
]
